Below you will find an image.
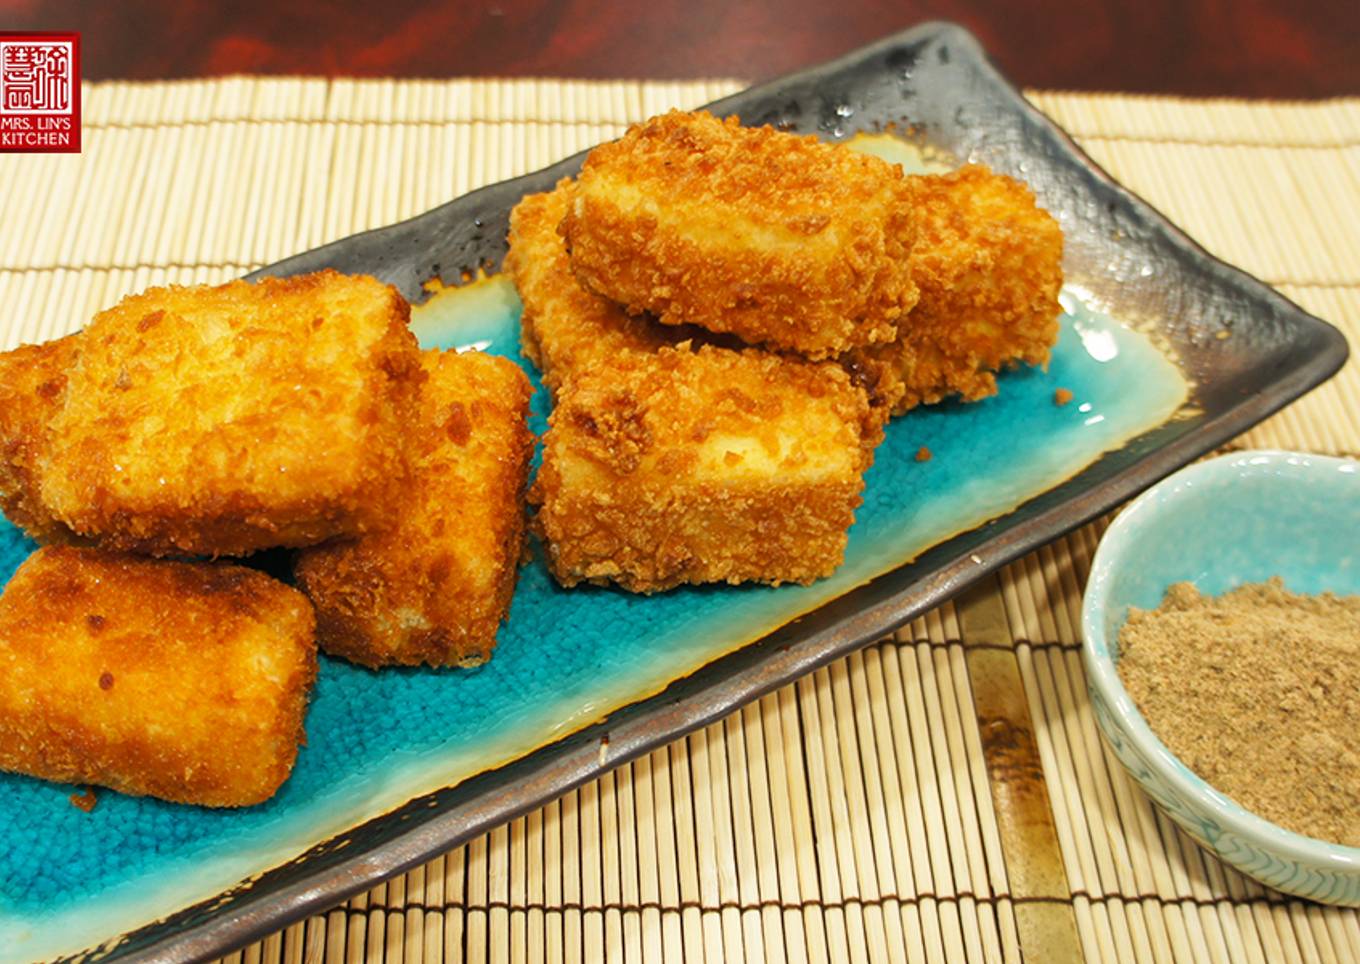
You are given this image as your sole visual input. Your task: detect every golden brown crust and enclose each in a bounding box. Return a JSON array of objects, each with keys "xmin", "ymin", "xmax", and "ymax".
[
  {"xmin": 850, "ymin": 165, "xmax": 1064, "ymax": 414},
  {"xmin": 505, "ymin": 179, "xmax": 723, "ymax": 394},
  {"xmin": 0, "ymin": 335, "xmax": 81, "ymax": 543},
  {"xmin": 0, "ymin": 546, "xmax": 317, "ymax": 807},
  {"xmin": 562, "ymin": 111, "xmax": 919, "ymax": 360},
  {"xmin": 295, "ymin": 350, "xmax": 534, "ymax": 668},
  {"xmin": 504, "ymin": 178, "xmax": 890, "ymax": 455},
  {"xmin": 531, "ymin": 344, "xmax": 872, "ymax": 592},
  {"xmin": 36, "ymin": 271, "xmax": 424, "ymax": 557}
]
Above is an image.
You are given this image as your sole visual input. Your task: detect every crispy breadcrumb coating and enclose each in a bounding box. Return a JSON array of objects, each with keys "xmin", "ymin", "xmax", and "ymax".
[
  {"xmin": 506, "ymin": 179, "xmax": 729, "ymax": 394},
  {"xmin": 295, "ymin": 349, "xmax": 534, "ymax": 668},
  {"xmin": 849, "ymin": 165, "xmax": 1063, "ymax": 414},
  {"xmin": 0, "ymin": 335, "xmax": 80, "ymax": 543},
  {"xmin": 562, "ymin": 110, "xmax": 919, "ymax": 360},
  {"xmin": 36, "ymin": 272, "xmax": 424, "ymax": 557},
  {"xmin": 508, "ymin": 177, "xmax": 888, "ymax": 453},
  {"xmin": 0, "ymin": 546, "xmax": 317, "ymax": 807},
  {"xmin": 513, "ymin": 171, "xmax": 885, "ymax": 592},
  {"xmin": 531, "ymin": 344, "xmax": 874, "ymax": 592}
]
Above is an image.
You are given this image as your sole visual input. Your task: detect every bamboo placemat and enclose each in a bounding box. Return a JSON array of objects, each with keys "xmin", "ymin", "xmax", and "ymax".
[{"xmin": 3, "ymin": 79, "xmax": 1359, "ymax": 963}]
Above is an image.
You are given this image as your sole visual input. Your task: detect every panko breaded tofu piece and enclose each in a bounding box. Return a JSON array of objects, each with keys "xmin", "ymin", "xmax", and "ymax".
[
  {"xmin": 0, "ymin": 546, "xmax": 317, "ymax": 807},
  {"xmin": 562, "ymin": 110, "xmax": 919, "ymax": 360},
  {"xmin": 506, "ymin": 179, "xmax": 712, "ymax": 394},
  {"xmin": 36, "ymin": 272, "xmax": 423, "ymax": 557},
  {"xmin": 0, "ymin": 335, "xmax": 80, "ymax": 543},
  {"xmin": 296, "ymin": 349, "xmax": 534, "ymax": 669},
  {"xmin": 852, "ymin": 165, "xmax": 1064, "ymax": 414},
  {"xmin": 532, "ymin": 344, "xmax": 874, "ymax": 593}
]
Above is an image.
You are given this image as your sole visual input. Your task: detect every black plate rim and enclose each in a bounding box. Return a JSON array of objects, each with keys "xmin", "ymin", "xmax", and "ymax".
[{"xmin": 66, "ymin": 20, "xmax": 1347, "ymax": 963}]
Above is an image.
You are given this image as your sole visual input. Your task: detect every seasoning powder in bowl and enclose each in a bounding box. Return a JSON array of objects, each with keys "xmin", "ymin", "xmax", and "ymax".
[{"xmin": 1118, "ymin": 577, "xmax": 1360, "ymax": 848}]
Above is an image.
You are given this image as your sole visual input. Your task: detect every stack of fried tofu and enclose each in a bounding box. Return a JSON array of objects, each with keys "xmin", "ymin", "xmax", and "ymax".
[
  {"xmin": 0, "ymin": 271, "xmax": 534, "ymax": 806},
  {"xmin": 510, "ymin": 110, "xmax": 1063, "ymax": 594},
  {"xmin": 0, "ymin": 107, "xmax": 1064, "ymax": 808}
]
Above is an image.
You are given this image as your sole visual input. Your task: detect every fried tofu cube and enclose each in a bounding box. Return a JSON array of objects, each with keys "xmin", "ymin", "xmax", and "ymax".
[
  {"xmin": 562, "ymin": 110, "xmax": 919, "ymax": 360},
  {"xmin": 532, "ymin": 344, "xmax": 874, "ymax": 592},
  {"xmin": 0, "ymin": 335, "xmax": 80, "ymax": 543},
  {"xmin": 851, "ymin": 165, "xmax": 1064, "ymax": 414},
  {"xmin": 0, "ymin": 546, "xmax": 317, "ymax": 807},
  {"xmin": 507, "ymin": 178, "xmax": 721, "ymax": 395},
  {"xmin": 36, "ymin": 271, "xmax": 423, "ymax": 557},
  {"xmin": 295, "ymin": 349, "xmax": 534, "ymax": 668}
]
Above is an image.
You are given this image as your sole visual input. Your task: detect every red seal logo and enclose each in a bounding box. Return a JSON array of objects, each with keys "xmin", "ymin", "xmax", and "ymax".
[{"xmin": 0, "ymin": 32, "xmax": 81, "ymax": 153}]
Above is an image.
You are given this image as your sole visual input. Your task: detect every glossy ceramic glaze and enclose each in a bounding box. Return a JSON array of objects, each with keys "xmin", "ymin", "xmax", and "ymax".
[{"xmin": 0, "ymin": 274, "xmax": 1187, "ymax": 960}]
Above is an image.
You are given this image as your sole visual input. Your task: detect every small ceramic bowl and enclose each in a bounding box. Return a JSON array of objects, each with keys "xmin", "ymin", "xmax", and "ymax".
[{"xmin": 1082, "ymin": 450, "xmax": 1360, "ymax": 905}]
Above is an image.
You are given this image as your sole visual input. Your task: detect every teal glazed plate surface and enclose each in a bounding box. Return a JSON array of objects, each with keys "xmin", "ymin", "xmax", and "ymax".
[
  {"xmin": 1082, "ymin": 451, "xmax": 1360, "ymax": 905},
  {"xmin": 0, "ymin": 22, "xmax": 1347, "ymax": 961}
]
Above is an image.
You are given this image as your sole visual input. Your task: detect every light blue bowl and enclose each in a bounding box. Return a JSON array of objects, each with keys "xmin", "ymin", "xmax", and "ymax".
[{"xmin": 1082, "ymin": 450, "xmax": 1360, "ymax": 905}]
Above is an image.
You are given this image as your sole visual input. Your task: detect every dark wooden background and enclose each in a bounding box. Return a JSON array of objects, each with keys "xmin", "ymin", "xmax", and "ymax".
[{"xmin": 2, "ymin": 0, "xmax": 1358, "ymax": 97}]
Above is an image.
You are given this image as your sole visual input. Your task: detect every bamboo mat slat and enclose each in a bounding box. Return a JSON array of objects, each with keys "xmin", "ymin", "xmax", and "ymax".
[{"xmin": 3, "ymin": 79, "xmax": 1359, "ymax": 963}]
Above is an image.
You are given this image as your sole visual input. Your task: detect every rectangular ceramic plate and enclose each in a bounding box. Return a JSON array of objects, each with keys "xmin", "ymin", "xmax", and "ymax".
[{"xmin": 0, "ymin": 21, "xmax": 1346, "ymax": 962}]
